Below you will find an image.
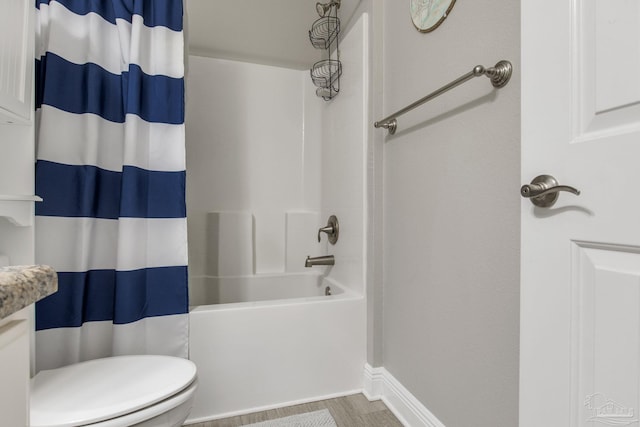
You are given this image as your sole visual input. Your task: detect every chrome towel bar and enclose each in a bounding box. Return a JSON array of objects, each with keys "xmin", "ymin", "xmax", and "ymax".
[{"xmin": 374, "ymin": 60, "xmax": 513, "ymax": 135}]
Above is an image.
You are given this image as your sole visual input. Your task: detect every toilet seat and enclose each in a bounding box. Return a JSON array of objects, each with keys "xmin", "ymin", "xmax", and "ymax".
[
  {"xmin": 30, "ymin": 355, "xmax": 197, "ymax": 427},
  {"xmin": 81, "ymin": 380, "xmax": 197, "ymax": 427}
]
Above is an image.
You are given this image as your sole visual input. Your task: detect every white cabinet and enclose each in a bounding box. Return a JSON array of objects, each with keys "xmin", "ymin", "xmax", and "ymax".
[
  {"xmin": 0, "ymin": 267, "xmax": 56, "ymax": 425},
  {"xmin": 0, "ymin": 0, "xmax": 34, "ymax": 124},
  {"xmin": 0, "ymin": 319, "xmax": 29, "ymax": 426}
]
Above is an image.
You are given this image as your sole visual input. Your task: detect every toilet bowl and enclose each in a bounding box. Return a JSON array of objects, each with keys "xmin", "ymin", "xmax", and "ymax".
[{"xmin": 30, "ymin": 355, "xmax": 198, "ymax": 427}]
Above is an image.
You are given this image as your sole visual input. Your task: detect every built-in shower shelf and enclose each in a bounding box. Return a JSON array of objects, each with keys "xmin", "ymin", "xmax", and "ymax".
[{"xmin": 0, "ymin": 195, "xmax": 42, "ymax": 226}]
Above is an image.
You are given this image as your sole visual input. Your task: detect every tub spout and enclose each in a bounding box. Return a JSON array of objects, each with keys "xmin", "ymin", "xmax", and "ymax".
[{"xmin": 305, "ymin": 255, "xmax": 335, "ymax": 267}]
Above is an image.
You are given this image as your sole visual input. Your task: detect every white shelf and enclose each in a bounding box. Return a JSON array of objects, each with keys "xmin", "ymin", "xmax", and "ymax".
[
  {"xmin": 0, "ymin": 195, "xmax": 42, "ymax": 226},
  {"xmin": 0, "ymin": 195, "xmax": 42, "ymax": 202}
]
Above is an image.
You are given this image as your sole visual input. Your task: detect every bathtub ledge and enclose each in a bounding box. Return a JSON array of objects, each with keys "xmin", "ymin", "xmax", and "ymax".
[{"xmin": 0, "ymin": 265, "xmax": 58, "ymax": 320}]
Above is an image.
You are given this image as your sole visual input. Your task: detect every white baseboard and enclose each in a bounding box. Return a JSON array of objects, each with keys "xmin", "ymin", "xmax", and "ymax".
[
  {"xmin": 186, "ymin": 365, "xmax": 446, "ymax": 426},
  {"xmin": 363, "ymin": 364, "xmax": 446, "ymax": 427}
]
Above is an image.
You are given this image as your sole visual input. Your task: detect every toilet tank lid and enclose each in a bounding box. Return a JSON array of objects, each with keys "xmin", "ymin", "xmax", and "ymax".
[{"xmin": 30, "ymin": 355, "xmax": 197, "ymax": 427}]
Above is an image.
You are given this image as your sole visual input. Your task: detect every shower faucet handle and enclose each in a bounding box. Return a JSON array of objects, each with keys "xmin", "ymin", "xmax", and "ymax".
[
  {"xmin": 317, "ymin": 225, "xmax": 335, "ymax": 241},
  {"xmin": 317, "ymin": 215, "xmax": 339, "ymax": 244}
]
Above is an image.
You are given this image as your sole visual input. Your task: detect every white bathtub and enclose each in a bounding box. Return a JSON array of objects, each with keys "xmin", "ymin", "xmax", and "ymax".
[{"xmin": 185, "ymin": 273, "xmax": 366, "ymax": 423}]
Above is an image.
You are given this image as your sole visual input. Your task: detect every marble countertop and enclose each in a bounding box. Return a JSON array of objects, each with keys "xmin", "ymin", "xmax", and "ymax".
[{"xmin": 0, "ymin": 265, "xmax": 57, "ymax": 319}]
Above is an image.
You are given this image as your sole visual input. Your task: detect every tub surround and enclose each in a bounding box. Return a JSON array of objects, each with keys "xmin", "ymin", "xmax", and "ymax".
[{"xmin": 0, "ymin": 265, "xmax": 57, "ymax": 320}]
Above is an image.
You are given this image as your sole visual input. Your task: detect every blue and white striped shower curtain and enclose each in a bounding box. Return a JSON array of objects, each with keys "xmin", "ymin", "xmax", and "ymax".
[{"xmin": 34, "ymin": 0, "xmax": 188, "ymax": 371}]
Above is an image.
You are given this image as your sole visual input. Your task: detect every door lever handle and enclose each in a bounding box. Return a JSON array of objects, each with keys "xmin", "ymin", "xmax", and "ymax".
[
  {"xmin": 521, "ymin": 174, "xmax": 580, "ymax": 207},
  {"xmin": 521, "ymin": 184, "xmax": 580, "ymax": 198}
]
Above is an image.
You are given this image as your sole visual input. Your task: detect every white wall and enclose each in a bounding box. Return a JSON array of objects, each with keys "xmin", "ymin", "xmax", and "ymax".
[
  {"xmin": 0, "ymin": 124, "xmax": 35, "ymax": 266},
  {"xmin": 378, "ymin": 1, "xmax": 520, "ymax": 426}
]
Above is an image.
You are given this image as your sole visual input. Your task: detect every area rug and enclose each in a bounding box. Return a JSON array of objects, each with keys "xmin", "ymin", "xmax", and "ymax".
[{"xmin": 241, "ymin": 409, "xmax": 337, "ymax": 427}]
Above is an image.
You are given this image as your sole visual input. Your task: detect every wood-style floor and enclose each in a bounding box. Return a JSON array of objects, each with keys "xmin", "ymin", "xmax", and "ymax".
[{"xmin": 185, "ymin": 393, "xmax": 404, "ymax": 427}]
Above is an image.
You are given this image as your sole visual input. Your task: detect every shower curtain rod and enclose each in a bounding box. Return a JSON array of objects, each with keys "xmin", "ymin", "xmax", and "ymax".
[{"xmin": 374, "ymin": 60, "xmax": 513, "ymax": 135}]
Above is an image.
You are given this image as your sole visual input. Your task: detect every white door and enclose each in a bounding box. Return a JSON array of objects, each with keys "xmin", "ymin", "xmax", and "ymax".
[{"xmin": 520, "ymin": 1, "xmax": 640, "ymax": 426}]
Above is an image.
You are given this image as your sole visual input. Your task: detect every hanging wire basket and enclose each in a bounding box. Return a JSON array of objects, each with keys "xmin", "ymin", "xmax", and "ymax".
[
  {"xmin": 309, "ymin": 16, "xmax": 340, "ymax": 49},
  {"xmin": 308, "ymin": 1, "xmax": 341, "ymax": 101},
  {"xmin": 315, "ymin": 86, "xmax": 339, "ymax": 101},
  {"xmin": 310, "ymin": 59, "xmax": 342, "ymax": 90}
]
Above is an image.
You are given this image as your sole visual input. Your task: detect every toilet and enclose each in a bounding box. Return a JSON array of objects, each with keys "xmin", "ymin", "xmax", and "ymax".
[{"xmin": 30, "ymin": 355, "xmax": 198, "ymax": 427}]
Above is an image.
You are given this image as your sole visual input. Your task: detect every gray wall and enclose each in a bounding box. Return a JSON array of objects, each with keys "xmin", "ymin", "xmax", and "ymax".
[{"xmin": 378, "ymin": 1, "xmax": 521, "ymax": 426}]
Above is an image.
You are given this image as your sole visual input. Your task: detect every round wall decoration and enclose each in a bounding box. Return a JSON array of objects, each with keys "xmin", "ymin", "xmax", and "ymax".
[{"xmin": 410, "ymin": 0, "xmax": 456, "ymax": 32}]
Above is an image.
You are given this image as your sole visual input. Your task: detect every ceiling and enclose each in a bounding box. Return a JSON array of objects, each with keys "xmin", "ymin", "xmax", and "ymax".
[{"xmin": 185, "ymin": 0, "xmax": 361, "ymax": 70}]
